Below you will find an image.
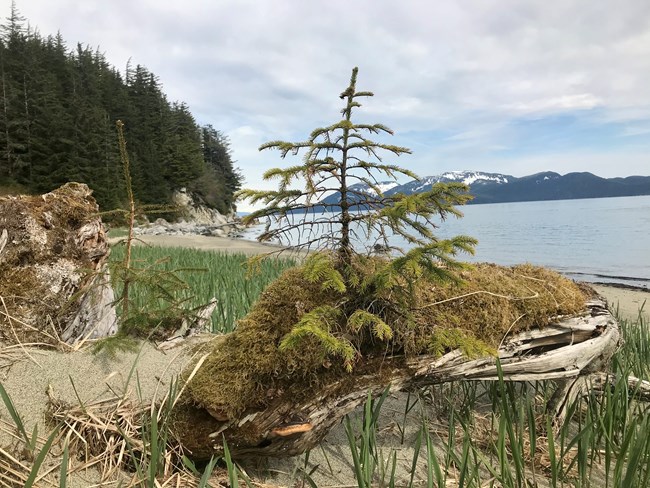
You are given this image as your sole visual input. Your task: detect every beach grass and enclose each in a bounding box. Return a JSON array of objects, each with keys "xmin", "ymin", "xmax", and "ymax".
[
  {"xmin": 109, "ymin": 244, "xmax": 296, "ymax": 333},
  {"xmin": 338, "ymin": 312, "xmax": 650, "ymax": 487},
  {"xmin": 106, "ymin": 226, "xmax": 129, "ymax": 239},
  {"xmin": 2, "ymin": 311, "xmax": 649, "ymax": 486},
  {"xmin": 103, "ymin": 244, "xmax": 649, "ymax": 486}
]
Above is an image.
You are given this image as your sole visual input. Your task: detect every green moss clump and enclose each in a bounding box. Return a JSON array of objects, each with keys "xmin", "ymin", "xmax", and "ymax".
[
  {"xmin": 428, "ymin": 328, "xmax": 496, "ymax": 358},
  {"xmin": 181, "ymin": 258, "xmax": 589, "ymax": 422},
  {"xmin": 182, "ymin": 267, "xmax": 343, "ymax": 419}
]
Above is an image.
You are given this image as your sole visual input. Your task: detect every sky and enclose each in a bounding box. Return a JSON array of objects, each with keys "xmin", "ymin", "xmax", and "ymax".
[{"xmin": 4, "ymin": 0, "xmax": 650, "ymax": 211}]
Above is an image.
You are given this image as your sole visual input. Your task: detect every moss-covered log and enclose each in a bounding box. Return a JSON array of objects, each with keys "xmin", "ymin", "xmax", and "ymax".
[
  {"xmin": 174, "ymin": 263, "xmax": 620, "ymax": 459},
  {"xmin": 0, "ymin": 183, "xmax": 117, "ymax": 345}
]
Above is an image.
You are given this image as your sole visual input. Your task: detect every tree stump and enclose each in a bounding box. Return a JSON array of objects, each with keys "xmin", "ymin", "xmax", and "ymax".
[
  {"xmin": 0, "ymin": 183, "xmax": 117, "ymax": 345},
  {"xmin": 174, "ymin": 297, "xmax": 622, "ymax": 459}
]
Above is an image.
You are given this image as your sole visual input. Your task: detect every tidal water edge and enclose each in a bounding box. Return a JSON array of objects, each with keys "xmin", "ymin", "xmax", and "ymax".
[{"xmin": 241, "ymin": 195, "xmax": 650, "ymax": 289}]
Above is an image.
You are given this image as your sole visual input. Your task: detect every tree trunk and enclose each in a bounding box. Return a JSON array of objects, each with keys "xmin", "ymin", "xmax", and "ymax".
[{"xmin": 175, "ymin": 297, "xmax": 623, "ymax": 459}]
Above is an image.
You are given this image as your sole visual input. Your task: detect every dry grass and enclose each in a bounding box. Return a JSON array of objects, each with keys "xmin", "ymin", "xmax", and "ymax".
[
  {"xmin": 0, "ymin": 418, "xmax": 49, "ymax": 487},
  {"xmin": 44, "ymin": 393, "xmax": 233, "ymax": 487},
  {"xmin": 0, "ymin": 337, "xmax": 228, "ymax": 487}
]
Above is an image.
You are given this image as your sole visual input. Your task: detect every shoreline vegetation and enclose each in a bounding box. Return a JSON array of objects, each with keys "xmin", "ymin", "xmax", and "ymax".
[
  {"xmin": 1, "ymin": 7, "xmax": 647, "ymax": 485},
  {"xmin": 110, "ymin": 233, "xmax": 649, "ymax": 322},
  {"xmin": 1, "ymin": 236, "xmax": 648, "ymax": 485}
]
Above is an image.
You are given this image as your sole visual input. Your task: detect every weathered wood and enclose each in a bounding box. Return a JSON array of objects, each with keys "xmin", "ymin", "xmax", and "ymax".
[
  {"xmin": 0, "ymin": 183, "xmax": 118, "ymax": 345},
  {"xmin": 60, "ymin": 271, "xmax": 118, "ymax": 343},
  {"xmin": 158, "ymin": 298, "xmax": 219, "ymax": 350},
  {"xmin": 176, "ymin": 297, "xmax": 623, "ymax": 459},
  {"xmin": 589, "ymin": 371, "xmax": 650, "ymax": 402}
]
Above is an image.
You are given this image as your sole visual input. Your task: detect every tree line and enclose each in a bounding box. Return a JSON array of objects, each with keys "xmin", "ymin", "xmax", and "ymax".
[{"xmin": 0, "ymin": 4, "xmax": 242, "ymax": 215}]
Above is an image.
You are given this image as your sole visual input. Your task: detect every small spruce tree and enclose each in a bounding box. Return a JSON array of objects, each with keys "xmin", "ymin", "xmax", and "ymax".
[{"xmin": 239, "ymin": 68, "xmax": 478, "ymax": 370}]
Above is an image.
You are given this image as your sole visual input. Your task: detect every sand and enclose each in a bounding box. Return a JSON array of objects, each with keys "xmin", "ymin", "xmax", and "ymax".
[
  {"xmin": 590, "ymin": 284, "xmax": 649, "ymax": 322},
  {"xmin": 0, "ymin": 340, "xmax": 205, "ymax": 487},
  {"xmin": 2, "ymin": 233, "xmax": 647, "ymax": 485},
  {"xmin": 109, "ymin": 233, "xmax": 284, "ymax": 255}
]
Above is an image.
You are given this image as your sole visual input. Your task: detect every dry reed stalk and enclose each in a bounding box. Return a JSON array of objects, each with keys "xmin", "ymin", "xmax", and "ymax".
[
  {"xmin": 48, "ymin": 395, "xmax": 144, "ymax": 481},
  {"xmin": 0, "ymin": 419, "xmax": 59, "ymax": 487},
  {"xmin": 415, "ymin": 289, "xmax": 540, "ymax": 310},
  {"xmin": 0, "ymin": 297, "xmax": 71, "ymax": 353},
  {"xmin": 46, "ymin": 393, "xmax": 218, "ymax": 487}
]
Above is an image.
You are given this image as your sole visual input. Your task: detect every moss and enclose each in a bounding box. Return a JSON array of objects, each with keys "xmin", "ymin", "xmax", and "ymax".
[
  {"xmin": 182, "ymin": 268, "xmax": 342, "ymax": 418},
  {"xmin": 428, "ymin": 328, "xmax": 495, "ymax": 358},
  {"xmin": 0, "ymin": 183, "xmax": 105, "ymax": 344},
  {"xmin": 181, "ymin": 257, "xmax": 589, "ymax": 423},
  {"xmin": 408, "ymin": 263, "xmax": 588, "ymax": 353}
]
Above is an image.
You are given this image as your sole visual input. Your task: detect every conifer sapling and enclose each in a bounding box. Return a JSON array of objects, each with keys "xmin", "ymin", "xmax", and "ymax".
[{"xmin": 239, "ymin": 68, "xmax": 478, "ymax": 370}]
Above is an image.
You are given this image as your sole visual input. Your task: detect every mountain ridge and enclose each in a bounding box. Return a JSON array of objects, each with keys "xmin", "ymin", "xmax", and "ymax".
[{"xmin": 316, "ymin": 170, "xmax": 650, "ymax": 209}]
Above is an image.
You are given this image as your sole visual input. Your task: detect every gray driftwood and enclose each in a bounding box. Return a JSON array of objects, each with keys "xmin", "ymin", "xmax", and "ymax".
[
  {"xmin": 158, "ymin": 298, "xmax": 219, "ymax": 350},
  {"xmin": 177, "ymin": 297, "xmax": 625, "ymax": 459}
]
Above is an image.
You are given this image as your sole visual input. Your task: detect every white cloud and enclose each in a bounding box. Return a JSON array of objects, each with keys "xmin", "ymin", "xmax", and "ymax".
[
  {"xmin": 3, "ymin": 0, "xmax": 649, "ymax": 205},
  {"xmin": 506, "ymin": 94, "xmax": 603, "ymax": 113},
  {"xmin": 621, "ymin": 123, "xmax": 650, "ymax": 137}
]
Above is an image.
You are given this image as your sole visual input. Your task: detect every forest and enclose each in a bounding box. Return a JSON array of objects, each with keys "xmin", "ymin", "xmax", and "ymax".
[{"xmin": 0, "ymin": 5, "xmax": 242, "ymax": 215}]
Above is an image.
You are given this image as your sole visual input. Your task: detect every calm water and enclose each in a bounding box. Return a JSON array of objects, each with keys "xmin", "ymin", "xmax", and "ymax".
[{"xmin": 241, "ymin": 195, "xmax": 650, "ymax": 288}]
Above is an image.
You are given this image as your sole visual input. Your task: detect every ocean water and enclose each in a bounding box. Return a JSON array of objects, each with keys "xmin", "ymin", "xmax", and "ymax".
[{"xmin": 240, "ymin": 195, "xmax": 650, "ymax": 288}]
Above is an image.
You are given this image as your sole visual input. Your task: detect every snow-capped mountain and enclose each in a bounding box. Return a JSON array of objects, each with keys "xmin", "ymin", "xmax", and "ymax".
[
  {"xmin": 314, "ymin": 170, "xmax": 650, "ymax": 209},
  {"xmin": 349, "ymin": 180, "xmax": 399, "ymax": 195},
  {"xmin": 390, "ymin": 171, "xmax": 512, "ymax": 195}
]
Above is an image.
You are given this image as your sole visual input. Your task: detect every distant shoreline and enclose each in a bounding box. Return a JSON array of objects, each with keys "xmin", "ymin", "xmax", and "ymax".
[
  {"xmin": 591, "ymin": 281, "xmax": 649, "ymax": 292},
  {"xmin": 109, "ymin": 233, "xmax": 649, "ymax": 322}
]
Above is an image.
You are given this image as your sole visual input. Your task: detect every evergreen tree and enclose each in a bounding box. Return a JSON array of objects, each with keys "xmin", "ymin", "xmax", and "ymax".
[
  {"xmin": 161, "ymin": 101, "xmax": 204, "ymax": 188},
  {"xmin": 240, "ymin": 68, "xmax": 477, "ymax": 369},
  {"xmin": 0, "ymin": 5, "xmax": 241, "ymax": 216},
  {"xmin": 194, "ymin": 125, "xmax": 242, "ymax": 213},
  {"xmin": 0, "ymin": 1, "xmax": 28, "ymax": 182},
  {"xmin": 242, "ymin": 67, "xmax": 476, "ymax": 274}
]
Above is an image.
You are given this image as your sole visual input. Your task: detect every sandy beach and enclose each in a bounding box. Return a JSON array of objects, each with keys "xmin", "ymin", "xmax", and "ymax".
[
  {"xmin": 1, "ymin": 233, "xmax": 646, "ymax": 485},
  {"xmin": 590, "ymin": 284, "xmax": 649, "ymax": 322},
  {"xmin": 110, "ymin": 233, "xmax": 292, "ymax": 255}
]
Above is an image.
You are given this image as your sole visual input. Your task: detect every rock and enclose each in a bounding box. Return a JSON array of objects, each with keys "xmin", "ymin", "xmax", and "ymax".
[
  {"xmin": 131, "ymin": 188, "xmax": 246, "ymax": 239},
  {"xmin": 0, "ymin": 183, "xmax": 117, "ymax": 345},
  {"xmin": 171, "ymin": 188, "xmax": 228, "ymax": 226}
]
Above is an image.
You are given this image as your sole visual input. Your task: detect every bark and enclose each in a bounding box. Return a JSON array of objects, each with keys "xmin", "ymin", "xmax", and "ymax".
[{"xmin": 176, "ymin": 297, "xmax": 623, "ymax": 459}]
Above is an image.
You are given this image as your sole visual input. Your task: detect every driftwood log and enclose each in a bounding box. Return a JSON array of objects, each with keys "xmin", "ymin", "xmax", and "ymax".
[
  {"xmin": 176, "ymin": 297, "xmax": 624, "ymax": 459},
  {"xmin": 0, "ymin": 183, "xmax": 117, "ymax": 345}
]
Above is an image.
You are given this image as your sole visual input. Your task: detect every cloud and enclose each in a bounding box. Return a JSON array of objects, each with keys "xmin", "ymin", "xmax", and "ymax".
[{"xmin": 4, "ymin": 0, "xmax": 650, "ymax": 210}]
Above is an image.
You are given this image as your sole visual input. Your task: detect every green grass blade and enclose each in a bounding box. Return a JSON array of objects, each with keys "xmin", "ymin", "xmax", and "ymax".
[
  {"xmin": 147, "ymin": 410, "xmax": 160, "ymax": 483},
  {"xmin": 198, "ymin": 456, "xmax": 218, "ymax": 488},
  {"xmin": 424, "ymin": 422, "xmax": 444, "ymax": 488},
  {"xmin": 622, "ymin": 417, "xmax": 650, "ymax": 487},
  {"xmin": 0, "ymin": 381, "xmax": 29, "ymax": 443},
  {"xmin": 345, "ymin": 415, "xmax": 366, "ymax": 488},
  {"xmin": 60, "ymin": 442, "xmax": 69, "ymax": 488},
  {"xmin": 24, "ymin": 427, "xmax": 58, "ymax": 488},
  {"xmin": 223, "ymin": 436, "xmax": 239, "ymax": 488},
  {"xmin": 407, "ymin": 426, "xmax": 423, "ymax": 488}
]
